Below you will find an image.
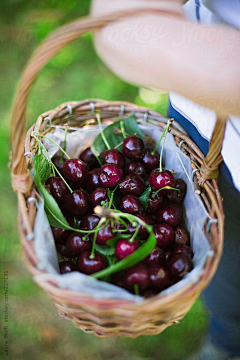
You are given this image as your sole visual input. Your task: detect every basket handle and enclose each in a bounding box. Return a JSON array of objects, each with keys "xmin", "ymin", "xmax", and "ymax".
[{"xmin": 10, "ymin": 9, "xmax": 227, "ymax": 193}]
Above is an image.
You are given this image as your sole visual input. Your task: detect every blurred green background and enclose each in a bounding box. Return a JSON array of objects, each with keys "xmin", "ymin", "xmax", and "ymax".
[{"xmin": 0, "ymin": 1, "xmax": 208, "ymax": 359}]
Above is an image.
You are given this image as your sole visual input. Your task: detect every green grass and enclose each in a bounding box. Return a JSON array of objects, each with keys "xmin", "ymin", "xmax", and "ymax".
[{"xmin": 0, "ymin": 1, "xmax": 207, "ymax": 359}]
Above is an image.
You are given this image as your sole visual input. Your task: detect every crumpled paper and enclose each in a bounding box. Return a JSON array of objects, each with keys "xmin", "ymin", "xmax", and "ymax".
[{"xmin": 33, "ymin": 123, "xmax": 210, "ymax": 301}]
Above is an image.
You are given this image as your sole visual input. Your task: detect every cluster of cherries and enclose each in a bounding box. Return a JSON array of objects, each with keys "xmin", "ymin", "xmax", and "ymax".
[{"xmin": 47, "ymin": 133, "xmax": 193, "ymax": 297}]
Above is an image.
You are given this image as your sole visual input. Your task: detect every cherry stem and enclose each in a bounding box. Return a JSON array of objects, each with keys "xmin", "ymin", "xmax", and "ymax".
[
  {"xmin": 114, "ymin": 141, "xmax": 124, "ymax": 150},
  {"xmin": 159, "ymin": 119, "xmax": 173, "ymax": 172},
  {"xmin": 32, "ymin": 132, "xmax": 70, "ymax": 160},
  {"xmin": 129, "ymin": 227, "xmax": 139, "ymax": 243},
  {"xmin": 60, "ymin": 126, "xmax": 68, "ymax": 163},
  {"xmin": 134, "ymin": 284, "xmax": 140, "ymax": 296},
  {"xmin": 96, "ymin": 114, "xmax": 111, "ymax": 150},
  {"xmin": 120, "ymin": 119, "xmax": 127, "ymax": 139},
  {"xmin": 90, "ymin": 218, "xmax": 106, "ymax": 259},
  {"xmin": 152, "ymin": 186, "xmax": 180, "ymax": 198}
]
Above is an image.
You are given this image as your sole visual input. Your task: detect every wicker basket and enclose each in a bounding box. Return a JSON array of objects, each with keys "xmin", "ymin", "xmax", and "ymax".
[{"xmin": 10, "ymin": 10, "xmax": 226, "ymax": 337}]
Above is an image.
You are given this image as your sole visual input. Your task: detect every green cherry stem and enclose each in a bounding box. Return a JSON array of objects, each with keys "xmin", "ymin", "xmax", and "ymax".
[
  {"xmin": 96, "ymin": 114, "xmax": 111, "ymax": 150},
  {"xmin": 134, "ymin": 284, "xmax": 140, "ymax": 296},
  {"xmin": 120, "ymin": 119, "xmax": 127, "ymax": 139},
  {"xmin": 61, "ymin": 126, "xmax": 68, "ymax": 163},
  {"xmin": 129, "ymin": 227, "xmax": 139, "ymax": 243},
  {"xmin": 159, "ymin": 119, "xmax": 173, "ymax": 172},
  {"xmin": 152, "ymin": 186, "xmax": 180, "ymax": 198},
  {"xmin": 90, "ymin": 218, "xmax": 106, "ymax": 259},
  {"xmin": 32, "ymin": 132, "xmax": 70, "ymax": 159}
]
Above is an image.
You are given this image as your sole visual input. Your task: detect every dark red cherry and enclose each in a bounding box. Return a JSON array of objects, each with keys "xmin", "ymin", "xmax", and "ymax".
[
  {"xmin": 63, "ymin": 158, "xmax": 87, "ymax": 185},
  {"xmin": 52, "ymin": 155, "xmax": 65, "ymax": 175},
  {"xmin": 119, "ymin": 175, "xmax": 145, "ymax": 197},
  {"xmin": 79, "ymin": 147, "xmax": 98, "ymax": 169},
  {"xmin": 147, "ymin": 191, "xmax": 164, "ymax": 213},
  {"xmin": 115, "ymin": 239, "xmax": 139, "ymax": 260},
  {"xmin": 168, "ymin": 254, "xmax": 193, "ymax": 278},
  {"xmin": 80, "ymin": 214, "xmax": 100, "ymax": 230},
  {"xmin": 123, "ymin": 264, "xmax": 149, "ymax": 293},
  {"xmin": 149, "ymin": 169, "xmax": 175, "ymax": 192},
  {"xmin": 122, "ymin": 135, "xmax": 145, "ymax": 160},
  {"xmin": 111, "ymin": 271, "xmax": 125, "ymax": 288},
  {"xmin": 166, "ymin": 178, "xmax": 187, "ymax": 203},
  {"xmin": 156, "ymin": 204, "xmax": 183, "ymax": 228},
  {"xmin": 57, "ymin": 243, "xmax": 75, "ymax": 257},
  {"xmin": 172, "ymin": 245, "xmax": 193, "ymax": 258},
  {"xmin": 174, "ymin": 226, "xmax": 190, "ymax": 246},
  {"xmin": 96, "ymin": 224, "xmax": 114, "ymax": 245},
  {"xmin": 84, "ymin": 168, "xmax": 100, "ymax": 192},
  {"xmin": 125, "ymin": 161, "xmax": 146, "ymax": 178},
  {"xmin": 149, "ymin": 265, "xmax": 170, "ymax": 291},
  {"xmin": 51, "ymin": 227, "xmax": 71, "ymax": 244},
  {"xmin": 144, "ymin": 247, "xmax": 166, "ymax": 266},
  {"xmin": 59, "ymin": 261, "xmax": 76, "ymax": 274},
  {"xmin": 128, "ymin": 214, "xmax": 155, "ymax": 240},
  {"xmin": 66, "ymin": 233, "xmax": 91, "ymax": 256},
  {"xmin": 77, "ymin": 251, "xmax": 107, "ymax": 275},
  {"xmin": 89, "ymin": 187, "xmax": 109, "ymax": 208},
  {"xmin": 154, "ymin": 223, "xmax": 175, "ymax": 248},
  {"xmin": 63, "ymin": 189, "xmax": 90, "ymax": 217},
  {"xmin": 46, "ymin": 176, "xmax": 69, "ymax": 204},
  {"xmin": 119, "ymin": 195, "xmax": 144, "ymax": 215},
  {"xmin": 98, "ymin": 164, "xmax": 123, "ymax": 188},
  {"xmin": 142, "ymin": 149, "xmax": 160, "ymax": 173},
  {"xmin": 102, "ymin": 149, "xmax": 126, "ymax": 168}
]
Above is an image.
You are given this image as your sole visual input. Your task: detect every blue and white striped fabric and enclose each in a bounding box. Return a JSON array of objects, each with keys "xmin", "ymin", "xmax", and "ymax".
[{"xmin": 170, "ymin": 0, "xmax": 240, "ymax": 191}]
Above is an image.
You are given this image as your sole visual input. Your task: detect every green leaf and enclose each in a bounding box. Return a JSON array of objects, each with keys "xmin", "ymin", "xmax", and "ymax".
[
  {"xmin": 91, "ymin": 230, "xmax": 156, "ymax": 279},
  {"xmin": 95, "ymin": 244, "xmax": 115, "ymax": 256},
  {"xmin": 91, "ymin": 115, "xmax": 145, "ymax": 158},
  {"xmin": 139, "ymin": 186, "xmax": 151, "ymax": 210},
  {"xmin": 34, "ymin": 153, "xmax": 51, "ymax": 184},
  {"xmin": 37, "ymin": 182, "xmax": 71, "ymax": 229}
]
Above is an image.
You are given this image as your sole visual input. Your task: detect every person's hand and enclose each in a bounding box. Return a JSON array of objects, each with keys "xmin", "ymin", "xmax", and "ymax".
[{"xmin": 91, "ymin": 0, "xmax": 240, "ymax": 118}]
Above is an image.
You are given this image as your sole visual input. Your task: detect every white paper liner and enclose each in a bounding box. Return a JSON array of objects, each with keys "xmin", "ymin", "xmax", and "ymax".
[{"xmin": 33, "ymin": 123, "xmax": 210, "ymax": 301}]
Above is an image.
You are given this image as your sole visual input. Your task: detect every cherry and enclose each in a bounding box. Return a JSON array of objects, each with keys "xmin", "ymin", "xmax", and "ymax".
[
  {"xmin": 66, "ymin": 233, "xmax": 91, "ymax": 256},
  {"xmin": 142, "ymin": 148, "xmax": 160, "ymax": 173},
  {"xmin": 98, "ymin": 164, "xmax": 123, "ymax": 188},
  {"xmin": 119, "ymin": 175, "xmax": 145, "ymax": 197},
  {"xmin": 46, "ymin": 176, "xmax": 69, "ymax": 204},
  {"xmin": 115, "ymin": 239, "xmax": 139, "ymax": 260},
  {"xmin": 63, "ymin": 189, "xmax": 90, "ymax": 217},
  {"xmin": 84, "ymin": 168, "xmax": 100, "ymax": 192},
  {"xmin": 51, "ymin": 227, "xmax": 71, "ymax": 244},
  {"xmin": 59, "ymin": 261, "xmax": 76, "ymax": 274},
  {"xmin": 122, "ymin": 135, "xmax": 145, "ymax": 160},
  {"xmin": 57, "ymin": 243, "xmax": 75, "ymax": 257},
  {"xmin": 147, "ymin": 191, "xmax": 164, "ymax": 214},
  {"xmin": 125, "ymin": 161, "xmax": 146, "ymax": 178},
  {"xmin": 174, "ymin": 226, "xmax": 190, "ymax": 246},
  {"xmin": 154, "ymin": 223, "xmax": 175, "ymax": 248},
  {"xmin": 96, "ymin": 224, "xmax": 114, "ymax": 245},
  {"xmin": 156, "ymin": 204, "xmax": 183, "ymax": 228},
  {"xmin": 66, "ymin": 216, "xmax": 81, "ymax": 229},
  {"xmin": 123, "ymin": 264, "xmax": 149, "ymax": 293},
  {"xmin": 168, "ymin": 254, "xmax": 193, "ymax": 278},
  {"xmin": 102, "ymin": 149, "xmax": 126, "ymax": 168},
  {"xmin": 111, "ymin": 271, "xmax": 125, "ymax": 288},
  {"xmin": 166, "ymin": 178, "xmax": 187, "ymax": 203},
  {"xmin": 52, "ymin": 155, "xmax": 65, "ymax": 175},
  {"xmin": 172, "ymin": 245, "xmax": 193, "ymax": 258},
  {"xmin": 128, "ymin": 214, "xmax": 155, "ymax": 240},
  {"xmin": 119, "ymin": 195, "xmax": 144, "ymax": 214},
  {"xmin": 89, "ymin": 187, "xmax": 109, "ymax": 208},
  {"xmin": 80, "ymin": 214, "xmax": 100, "ymax": 230},
  {"xmin": 79, "ymin": 147, "xmax": 98, "ymax": 169},
  {"xmin": 149, "ymin": 265, "xmax": 170, "ymax": 291},
  {"xmin": 144, "ymin": 247, "xmax": 166, "ymax": 266},
  {"xmin": 149, "ymin": 169, "xmax": 175, "ymax": 192},
  {"xmin": 63, "ymin": 158, "xmax": 87, "ymax": 185},
  {"xmin": 77, "ymin": 251, "xmax": 107, "ymax": 275}
]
